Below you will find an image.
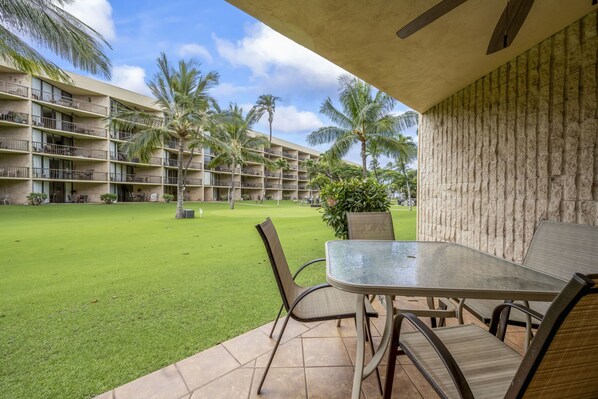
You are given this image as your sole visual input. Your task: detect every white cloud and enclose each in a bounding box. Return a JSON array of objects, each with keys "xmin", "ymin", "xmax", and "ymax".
[
  {"xmin": 210, "ymin": 82, "xmax": 255, "ymax": 99},
  {"xmin": 178, "ymin": 43, "xmax": 213, "ymax": 63},
  {"xmin": 214, "ymin": 23, "xmax": 349, "ymax": 90},
  {"xmin": 62, "ymin": 0, "xmax": 116, "ymax": 41},
  {"xmin": 111, "ymin": 65, "xmax": 151, "ymax": 96},
  {"xmin": 250, "ymin": 104, "xmax": 324, "ymax": 134}
]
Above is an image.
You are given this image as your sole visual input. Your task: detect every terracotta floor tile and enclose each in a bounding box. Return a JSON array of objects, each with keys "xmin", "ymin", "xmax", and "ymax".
[
  {"xmin": 190, "ymin": 368, "xmax": 253, "ymax": 399},
  {"xmin": 223, "ymin": 328, "xmax": 277, "ymax": 365},
  {"xmin": 176, "ymin": 344, "xmax": 240, "ymax": 391},
  {"xmin": 305, "ymin": 367, "xmax": 355, "ymax": 399},
  {"xmin": 343, "ymin": 336, "xmax": 387, "ymax": 367},
  {"xmin": 242, "ymin": 359, "xmax": 256, "ymax": 368},
  {"xmin": 402, "ymin": 364, "xmax": 440, "ymax": 398},
  {"xmin": 258, "ymin": 317, "xmax": 310, "ymax": 343},
  {"xmin": 302, "ymin": 337, "xmax": 352, "ymax": 367},
  {"xmin": 376, "ymin": 365, "xmax": 423, "ymax": 399},
  {"xmin": 114, "ymin": 365, "xmax": 188, "ymax": 399},
  {"xmin": 250, "ymin": 367, "xmax": 306, "ymax": 399},
  {"xmin": 301, "ymin": 320, "xmax": 343, "ymax": 338},
  {"xmin": 92, "ymin": 391, "xmax": 114, "ymax": 399},
  {"xmin": 255, "ymin": 338, "xmax": 304, "ymax": 368}
]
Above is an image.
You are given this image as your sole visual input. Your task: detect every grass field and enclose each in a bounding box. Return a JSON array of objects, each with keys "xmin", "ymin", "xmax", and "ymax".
[{"xmin": 0, "ymin": 201, "xmax": 416, "ymax": 399}]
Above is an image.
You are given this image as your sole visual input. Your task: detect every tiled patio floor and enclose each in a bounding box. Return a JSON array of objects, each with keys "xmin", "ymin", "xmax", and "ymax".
[{"xmin": 95, "ymin": 298, "xmax": 529, "ymax": 399}]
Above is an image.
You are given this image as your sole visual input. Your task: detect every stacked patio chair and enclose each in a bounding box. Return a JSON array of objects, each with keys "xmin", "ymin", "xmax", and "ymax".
[
  {"xmin": 383, "ymin": 273, "xmax": 598, "ymax": 399},
  {"xmin": 346, "ymin": 212, "xmax": 457, "ymax": 327},
  {"xmin": 255, "ymin": 218, "xmax": 382, "ymax": 395},
  {"xmin": 457, "ymin": 221, "xmax": 598, "ymax": 345}
]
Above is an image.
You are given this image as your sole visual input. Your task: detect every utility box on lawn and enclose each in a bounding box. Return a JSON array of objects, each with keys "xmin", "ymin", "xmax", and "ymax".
[{"xmin": 183, "ymin": 209, "xmax": 195, "ymax": 218}]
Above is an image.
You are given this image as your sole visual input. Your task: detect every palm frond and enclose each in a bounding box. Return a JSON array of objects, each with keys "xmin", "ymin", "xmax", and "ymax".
[{"xmin": 306, "ymin": 126, "xmax": 349, "ymax": 146}]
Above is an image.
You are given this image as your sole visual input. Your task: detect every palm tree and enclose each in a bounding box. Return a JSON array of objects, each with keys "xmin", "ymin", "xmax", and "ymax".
[
  {"xmin": 252, "ymin": 94, "xmax": 281, "ymax": 144},
  {"xmin": 208, "ymin": 104, "xmax": 270, "ymax": 209},
  {"xmin": 111, "ymin": 52, "xmax": 219, "ymax": 218},
  {"xmin": 272, "ymin": 158, "xmax": 289, "ymax": 207},
  {"xmin": 387, "ymin": 135, "xmax": 418, "ymax": 210},
  {"xmin": 307, "ymin": 74, "xmax": 418, "ymax": 178},
  {"xmin": 1, "ymin": 0, "xmax": 111, "ymax": 82}
]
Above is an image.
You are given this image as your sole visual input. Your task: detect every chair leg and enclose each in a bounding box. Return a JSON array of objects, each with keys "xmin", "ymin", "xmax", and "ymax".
[
  {"xmin": 365, "ymin": 316, "xmax": 383, "ymax": 395},
  {"xmin": 384, "ymin": 317, "xmax": 401, "ymax": 399},
  {"xmin": 270, "ymin": 304, "xmax": 284, "ymax": 338},
  {"xmin": 258, "ymin": 311, "xmax": 292, "ymax": 394},
  {"xmin": 337, "ymin": 319, "xmax": 342, "ymax": 327}
]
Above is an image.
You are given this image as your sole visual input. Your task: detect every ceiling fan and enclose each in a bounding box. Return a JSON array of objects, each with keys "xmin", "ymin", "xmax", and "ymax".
[{"xmin": 396, "ymin": 0, "xmax": 536, "ymax": 55}]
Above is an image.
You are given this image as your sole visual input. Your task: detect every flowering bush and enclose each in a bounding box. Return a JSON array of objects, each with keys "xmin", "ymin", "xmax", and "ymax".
[{"xmin": 320, "ymin": 178, "xmax": 391, "ymax": 238}]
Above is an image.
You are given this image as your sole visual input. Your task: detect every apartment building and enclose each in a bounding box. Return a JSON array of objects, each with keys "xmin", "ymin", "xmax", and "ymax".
[{"xmin": 0, "ymin": 64, "xmax": 320, "ymax": 204}]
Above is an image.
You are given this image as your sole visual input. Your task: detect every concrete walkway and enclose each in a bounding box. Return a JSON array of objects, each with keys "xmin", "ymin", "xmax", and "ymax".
[{"xmin": 94, "ymin": 298, "xmax": 528, "ymax": 399}]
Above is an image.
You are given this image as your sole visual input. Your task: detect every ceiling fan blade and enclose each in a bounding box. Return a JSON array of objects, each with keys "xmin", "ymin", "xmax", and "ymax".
[
  {"xmin": 487, "ymin": 0, "xmax": 535, "ymax": 54},
  {"xmin": 397, "ymin": 0, "xmax": 468, "ymax": 39}
]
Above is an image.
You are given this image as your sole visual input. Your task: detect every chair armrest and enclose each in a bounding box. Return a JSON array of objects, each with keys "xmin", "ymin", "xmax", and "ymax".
[
  {"xmin": 292, "ymin": 258, "xmax": 326, "ymax": 280},
  {"xmin": 290, "ymin": 282, "xmax": 331, "ymax": 309},
  {"xmin": 488, "ymin": 302, "xmax": 544, "ymax": 338},
  {"xmin": 397, "ymin": 313, "xmax": 475, "ymax": 399}
]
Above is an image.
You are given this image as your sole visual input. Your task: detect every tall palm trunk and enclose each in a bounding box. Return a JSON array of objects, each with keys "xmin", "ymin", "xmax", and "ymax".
[
  {"xmin": 230, "ymin": 168, "xmax": 236, "ymax": 210},
  {"xmin": 401, "ymin": 163, "xmax": 413, "ymax": 211},
  {"xmin": 278, "ymin": 169, "xmax": 282, "ymax": 207},
  {"xmin": 176, "ymin": 138, "xmax": 185, "ymax": 218},
  {"xmin": 268, "ymin": 118, "xmax": 273, "ymax": 145},
  {"xmin": 360, "ymin": 140, "xmax": 367, "ymax": 179}
]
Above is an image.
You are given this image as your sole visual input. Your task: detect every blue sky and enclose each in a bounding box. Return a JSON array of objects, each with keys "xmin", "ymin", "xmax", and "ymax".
[{"xmin": 47, "ymin": 0, "xmax": 416, "ymax": 163}]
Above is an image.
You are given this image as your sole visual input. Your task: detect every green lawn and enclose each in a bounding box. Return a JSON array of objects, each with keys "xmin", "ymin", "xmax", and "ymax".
[{"xmin": 0, "ymin": 201, "xmax": 416, "ymax": 399}]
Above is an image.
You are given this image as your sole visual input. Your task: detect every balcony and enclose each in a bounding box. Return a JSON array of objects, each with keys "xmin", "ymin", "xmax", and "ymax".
[
  {"xmin": 0, "ymin": 165, "xmax": 29, "ymax": 178},
  {"xmin": 282, "ymin": 174, "xmax": 297, "ymax": 179},
  {"xmin": 241, "ymin": 182, "xmax": 263, "ymax": 188},
  {"xmin": 264, "ymin": 148, "xmax": 282, "ymax": 156},
  {"xmin": 265, "ymin": 172, "xmax": 279, "ymax": 178},
  {"xmin": 266, "ymin": 183, "xmax": 281, "ymax": 189},
  {"xmin": 164, "ymin": 177, "xmax": 202, "ymax": 186},
  {"xmin": 282, "ymin": 184, "xmax": 297, "ymax": 189},
  {"xmin": 32, "ymin": 167, "xmax": 107, "ymax": 181},
  {"xmin": 0, "ymin": 138, "xmax": 28, "ymax": 152},
  {"xmin": 32, "ymin": 115, "xmax": 107, "ymax": 138},
  {"xmin": 110, "ymin": 151, "xmax": 161, "ymax": 166},
  {"xmin": 298, "ymin": 185, "xmax": 308, "ymax": 190},
  {"xmin": 110, "ymin": 130, "xmax": 135, "ymax": 141},
  {"xmin": 110, "ymin": 173, "xmax": 162, "ymax": 184},
  {"xmin": 282, "ymin": 151, "xmax": 298, "ymax": 159},
  {"xmin": 241, "ymin": 168, "xmax": 262, "ymax": 176},
  {"xmin": 0, "ymin": 81, "xmax": 28, "ymax": 98},
  {"xmin": 31, "ymin": 89, "xmax": 108, "ymax": 115},
  {"xmin": 33, "ymin": 141, "xmax": 107, "ymax": 159},
  {"xmin": 0, "ymin": 110, "xmax": 29, "ymax": 125},
  {"xmin": 211, "ymin": 180, "xmax": 231, "ymax": 187},
  {"xmin": 163, "ymin": 159, "xmax": 203, "ymax": 169}
]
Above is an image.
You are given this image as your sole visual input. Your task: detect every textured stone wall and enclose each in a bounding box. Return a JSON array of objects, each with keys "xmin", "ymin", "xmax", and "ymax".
[{"xmin": 418, "ymin": 11, "xmax": 598, "ymax": 263}]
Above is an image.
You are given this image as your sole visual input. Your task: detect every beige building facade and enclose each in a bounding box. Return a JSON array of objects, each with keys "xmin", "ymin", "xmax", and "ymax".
[{"xmin": 0, "ymin": 65, "xmax": 320, "ymax": 204}]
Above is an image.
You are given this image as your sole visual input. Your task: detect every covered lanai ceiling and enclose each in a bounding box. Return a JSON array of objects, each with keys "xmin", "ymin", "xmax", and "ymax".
[{"xmin": 226, "ymin": 0, "xmax": 597, "ymax": 112}]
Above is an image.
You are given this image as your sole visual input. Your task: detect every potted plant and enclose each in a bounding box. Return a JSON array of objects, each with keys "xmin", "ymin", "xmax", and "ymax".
[
  {"xmin": 100, "ymin": 193, "xmax": 117, "ymax": 204},
  {"xmin": 162, "ymin": 193, "xmax": 174, "ymax": 203}
]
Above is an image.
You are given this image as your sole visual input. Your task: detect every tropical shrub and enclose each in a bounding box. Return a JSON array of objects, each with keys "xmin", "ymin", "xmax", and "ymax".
[
  {"xmin": 162, "ymin": 193, "xmax": 174, "ymax": 203},
  {"xmin": 100, "ymin": 193, "xmax": 117, "ymax": 204},
  {"xmin": 27, "ymin": 192, "xmax": 47, "ymax": 205},
  {"xmin": 320, "ymin": 178, "xmax": 391, "ymax": 238}
]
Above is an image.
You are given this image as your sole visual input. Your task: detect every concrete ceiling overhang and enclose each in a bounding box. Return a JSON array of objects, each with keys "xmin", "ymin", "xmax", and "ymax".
[{"xmin": 226, "ymin": 0, "xmax": 597, "ymax": 112}]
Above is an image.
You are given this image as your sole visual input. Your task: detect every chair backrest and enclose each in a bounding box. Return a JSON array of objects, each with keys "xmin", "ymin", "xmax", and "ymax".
[
  {"xmin": 347, "ymin": 212, "xmax": 395, "ymax": 240},
  {"xmin": 523, "ymin": 220, "xmax": 598, "ymax": 280},
  {"xmin": 507, "ymin": 273, "xmax": 598, "ymax": 398},
  {"xmin": 256, "ymin": 218, "xmax": 301, "ymax": 311}
]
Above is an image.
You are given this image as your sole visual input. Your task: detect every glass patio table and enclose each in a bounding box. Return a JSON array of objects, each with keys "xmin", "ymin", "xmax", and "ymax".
[{"xmin": 325, "ymin": 240, "xmax": 567, "ymax": 399}]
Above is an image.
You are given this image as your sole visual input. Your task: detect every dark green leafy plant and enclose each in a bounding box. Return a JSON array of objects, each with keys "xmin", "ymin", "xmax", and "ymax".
[
  {"xmin": 26, "ymin": 192, "xmax": 47, "ymax": 205},
  {"xmin": 320, "ymin": 178, "xmax": 391, "ymax": 238},
  {"xmin": 100, "ymin": 193, "xmax": 117, "ymax": 204},
  {"xmin": 162, "ymin": 193, "xmax": 174, "ymax": 203}
]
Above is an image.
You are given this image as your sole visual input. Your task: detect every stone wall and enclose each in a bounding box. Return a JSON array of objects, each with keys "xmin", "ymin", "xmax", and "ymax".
[{"xmin": 417, "ymin": 11, "xmax": 598, "ymax": 263}]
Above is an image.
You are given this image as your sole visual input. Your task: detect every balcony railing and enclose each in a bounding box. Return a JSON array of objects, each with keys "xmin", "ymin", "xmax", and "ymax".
[
  {"xmin": 298, "ymin": 185, "xmax": 308, "ymax": 190},
  {"xmin": 0, "ymin": 165, "xmax": 29, "ymax": 178},
  {"xmin": 282, "ymin": 174, "xmax": 297, "ymax": 179},
  {"xmin": 266, "ymin": 183, "xmax": 281, "ymax": 189},
  {"xmin": 31, "ymin": 89, "xmax": 107, "ymax": 115},
  {"xmin": 110, "ymin": 173, "xmax": 161, "ymax": 184},
  {"xmin": 0, "ymin": 110, "xmax": 29, "ymax": 124},
  {"xmin": 264, "ymin": 149, "xmax": 282, "ymax": 156},
  {"xmin": 265, "ymin": 172, "xmax": 279, "ymax": 178},
  {"xmin": 241, "ymin": 182, "xmax": 263, "ymax": 188},
  {"xmin": 289, "ymin": 165, "xmax": 298, "ymax": 170},
  {"xmin": 283, "ymin": 184, "xmax": 298, "ymax": 189},
  {"xmin": 241, "ymin": 168, "xmax": 262, "ymax": 176},
  {"xmin": 109, "ymin": 130, "xmax": 134, "ymax": 141},
  {"xmin": 211, "ymin": 180, "xmax": 231, "ymax": 187},
  {"xmin": 0, "ymin": 81, "xmax": 28, "ymax": 97},
  {"xmin": 110, "ymin": 151, "xmax": 161, "ymax": 165},
  {"xmin": 211, "ymin": 166, "xmax": 240, "ymax": 173},
  {"xmin": 33, "ymin": 141, "xmax": 107, "ymax": 159},
  {"xmin": 32, "ymin": 167, "xmax": 107, "ymax": 181},
  {"xmin": 164, "ymin": 177, "xmax": 202, "ymax": 185},
  {"xmin": 0, "ymin": 138, "xmax": 28, "ymax": 152},
  {"xmin": 32, "ymin": 115, "xmax": 107, "ymax": 138},
  {"xmin": 163, "ymin": 159, "xmax": 202, "ymax": 169},
  {"xmin": 282, "ymin": 151, "xmax": 298, "ymax": 159}
]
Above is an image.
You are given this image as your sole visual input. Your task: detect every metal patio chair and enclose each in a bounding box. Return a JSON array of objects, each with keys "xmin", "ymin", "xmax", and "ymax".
[
  {"xmin": 347, "ymin": 212, "xmax": 457, "ymax": 327},
  {"xmin": 384, "ymin": 273, "xmax": 598, "ymax": 399},
  {"xmin": 458, "ymin": 221, "xmax": 598, "ymax": 345},
  {"xmin": 256, "ymin": 218, "xmax": 381, "ymax": 395},
  {"xmin": 1, "ymin": 193, "xmax": 10, "ymax": 205}
]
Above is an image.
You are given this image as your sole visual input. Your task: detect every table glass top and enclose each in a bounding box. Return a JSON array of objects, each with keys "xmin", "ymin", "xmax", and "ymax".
[{"xmin": 326, "ymin": 241, "xmax": 566, "ymax": 299}]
